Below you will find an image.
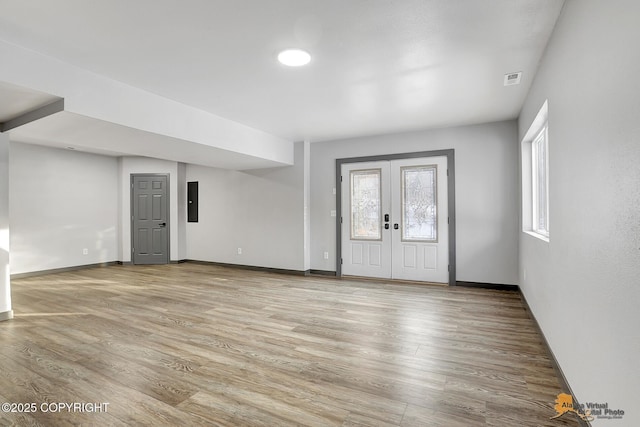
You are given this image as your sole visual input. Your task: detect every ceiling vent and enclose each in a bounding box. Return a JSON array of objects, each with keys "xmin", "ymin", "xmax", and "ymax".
[{"xmin": 504, "ymin": 72, "xmax": 522, "ymax": 86}]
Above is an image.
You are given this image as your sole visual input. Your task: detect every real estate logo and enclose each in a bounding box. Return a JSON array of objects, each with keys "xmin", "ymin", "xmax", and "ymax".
[{"xmin": 550, "ymin": 393, "xmax": 625, "ymax": 422}]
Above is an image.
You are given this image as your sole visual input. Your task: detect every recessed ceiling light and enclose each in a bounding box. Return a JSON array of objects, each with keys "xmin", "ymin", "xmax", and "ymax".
[{"xmin": 277, "ymin": 49, "xmax": 311, "ymax": 67}]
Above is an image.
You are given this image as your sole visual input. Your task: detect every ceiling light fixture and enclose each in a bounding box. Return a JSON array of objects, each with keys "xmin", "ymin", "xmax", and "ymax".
[{"xmin": 277, "ymin": 49, "xmax": 311, "ymax": 67}]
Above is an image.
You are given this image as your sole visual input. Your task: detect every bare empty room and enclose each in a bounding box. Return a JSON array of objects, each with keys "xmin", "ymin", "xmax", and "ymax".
[{"xmin": 0, "ymin": 1, "xmax": 638, "ymax": 426}]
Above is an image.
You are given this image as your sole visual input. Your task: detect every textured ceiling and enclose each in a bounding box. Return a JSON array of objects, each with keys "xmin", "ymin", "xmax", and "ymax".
[{"xmin": 0, "ymin": 0, "xmax": 564, "ymax": 143}]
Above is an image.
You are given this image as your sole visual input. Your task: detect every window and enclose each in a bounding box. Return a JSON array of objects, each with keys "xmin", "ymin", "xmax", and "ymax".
[
  {"xmin": 522, "ymin": 100, "xmax": 549, "ymax": 241},
  {"xmin": 532, "ymin": 125, "xmax": 549, "ymax": 236},
  {"xmin": 350, "ymin": 169, "xmax": 382, "ymax": 240},
  {"xmin": 401, "ymin": 165, "xmax": 438, "ymax": 241}
]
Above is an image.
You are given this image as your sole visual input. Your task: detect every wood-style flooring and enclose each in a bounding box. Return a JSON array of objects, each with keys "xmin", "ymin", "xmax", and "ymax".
[{"xmin": 2, "ymin": 264, "xmax": 579, "ymax": 426}]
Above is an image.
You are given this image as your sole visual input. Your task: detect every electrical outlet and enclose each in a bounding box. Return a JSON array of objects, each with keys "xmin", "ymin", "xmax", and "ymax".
[
  {"xmin": 323, "ymin": 251, "xmax": 329, "ymax": 260},
  {"xmin": 82, "ymin": 248, "xmax": 88, "ymax": 255},
  {"xmin": 332, "ymin": 188, "xmax": 336, "ymax": 195},
  {"xmin": 330, "ymin": 210, "xmax": 336, "ymax": 217},
  {"xmin": 237, "ymin": 247, "xmax": 242, "ymax": 255}
]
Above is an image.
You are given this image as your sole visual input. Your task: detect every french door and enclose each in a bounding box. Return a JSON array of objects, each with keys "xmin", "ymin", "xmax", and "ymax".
[{"xmin": 340, "ymin": 156, "xmax": 449, "ymax": 283}]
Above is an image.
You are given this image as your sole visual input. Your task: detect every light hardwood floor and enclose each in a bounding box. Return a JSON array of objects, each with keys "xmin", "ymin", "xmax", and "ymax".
[{"xmin": 2, "ymin": 264, "xmax": 579, "ymax": 426}]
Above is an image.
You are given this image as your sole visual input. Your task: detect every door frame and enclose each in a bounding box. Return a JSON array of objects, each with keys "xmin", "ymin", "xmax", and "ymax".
[
  {"xmin": 336, "ymin": 149, "xmax": 456, "ymax": 285},
  {"xmin": 130, "ymin": 173, "xmax": 171, "ymax": 265}
]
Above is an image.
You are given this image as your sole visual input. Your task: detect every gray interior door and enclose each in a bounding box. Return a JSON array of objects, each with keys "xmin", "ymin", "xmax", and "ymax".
[{"xmin": 132, "ymin": 174, "xmax": 169, "ymax": 264}]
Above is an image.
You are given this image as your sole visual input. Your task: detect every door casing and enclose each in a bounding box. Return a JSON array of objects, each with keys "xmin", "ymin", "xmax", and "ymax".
[{"xmin": 336, "ymin": 150, "xmax": 456, "ymax": 285}]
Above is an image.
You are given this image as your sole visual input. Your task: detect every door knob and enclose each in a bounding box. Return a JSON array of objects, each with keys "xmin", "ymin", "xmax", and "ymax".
[{"xmin": 393, "ymin": 223, "xmax": 399, "ymax": 230}]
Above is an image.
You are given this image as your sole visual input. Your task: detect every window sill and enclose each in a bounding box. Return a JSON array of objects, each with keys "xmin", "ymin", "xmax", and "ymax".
[{"xmin": 523, "ymin": 230, "xmax": 549, "ymax": 243}]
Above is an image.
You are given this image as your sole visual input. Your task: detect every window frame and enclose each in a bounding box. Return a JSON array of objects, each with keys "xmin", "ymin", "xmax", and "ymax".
[
  {"xmin": 531, "ymin": 125, "xmax": 549, "ymax": 237},
  {"xmin": 521, "ymin": 100, "xmax": 550, "ymax": 242},
  {"xmin": 400, "ymin": 164, "xmax": 438, "ymax": 243},
  {"xmin": 349, "ymin": 168, "xmax": 383, "ymax": 241}
]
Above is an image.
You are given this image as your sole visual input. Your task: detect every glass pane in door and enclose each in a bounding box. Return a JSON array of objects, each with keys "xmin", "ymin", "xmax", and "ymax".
[
  {"xmin": 350, "ymin": 169, "xmax": 382, "ymax": 240},
  {"xmin": 401, "ymin": 165, "xmax": 437, "ymax": 241}
]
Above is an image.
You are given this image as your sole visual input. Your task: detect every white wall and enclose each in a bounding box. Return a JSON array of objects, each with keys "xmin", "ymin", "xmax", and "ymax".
[
  {"xmin": 118, "ymin": 157, "xmax": 180, "ymax": 262},
  {"xmin": 186, "ymin": 142, "xmax": 306, "ymax": 271},
  {"xmin": 303, "ymin": 140, "xmax": 311, "ymax": 271},
  {"xmin": 177, "ymin": 163, "xmax": 187, "ymax": 261},
  {"xmin": 519, "ymin": 0, "xmax": 640, "ymax": 422},
  {"xmin": 310, "ymin": 121, "xmax": 520, "ymax": 285},
  {"xmin": 0, "ymin": 133, "xmax": 11, "ymax": 318},
  {"xmin": 9, "ymin": 142, "xmax": 118, "ymax": 275}
]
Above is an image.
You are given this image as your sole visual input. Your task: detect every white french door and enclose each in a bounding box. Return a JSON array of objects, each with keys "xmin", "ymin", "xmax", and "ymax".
[
  {"xmin": 340, "ymin": 161, "xmax": 392, "ymax": 278},
  {"xmin": 341, "ymin": 156, "xmax": 449, "ymax": 283}
]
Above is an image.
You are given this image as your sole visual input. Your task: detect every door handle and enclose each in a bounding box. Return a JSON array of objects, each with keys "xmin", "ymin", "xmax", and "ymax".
[
  {"xmin": 384, "ymin": 223, "xmax": 389, "ymax": 229},
  {"xmin": 159, "ymin": 222, "xmax": 166, "ymax": 227},
  {"xmin": 394, "ymin": 223, "xmax": 399, "ymax": 230}
]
